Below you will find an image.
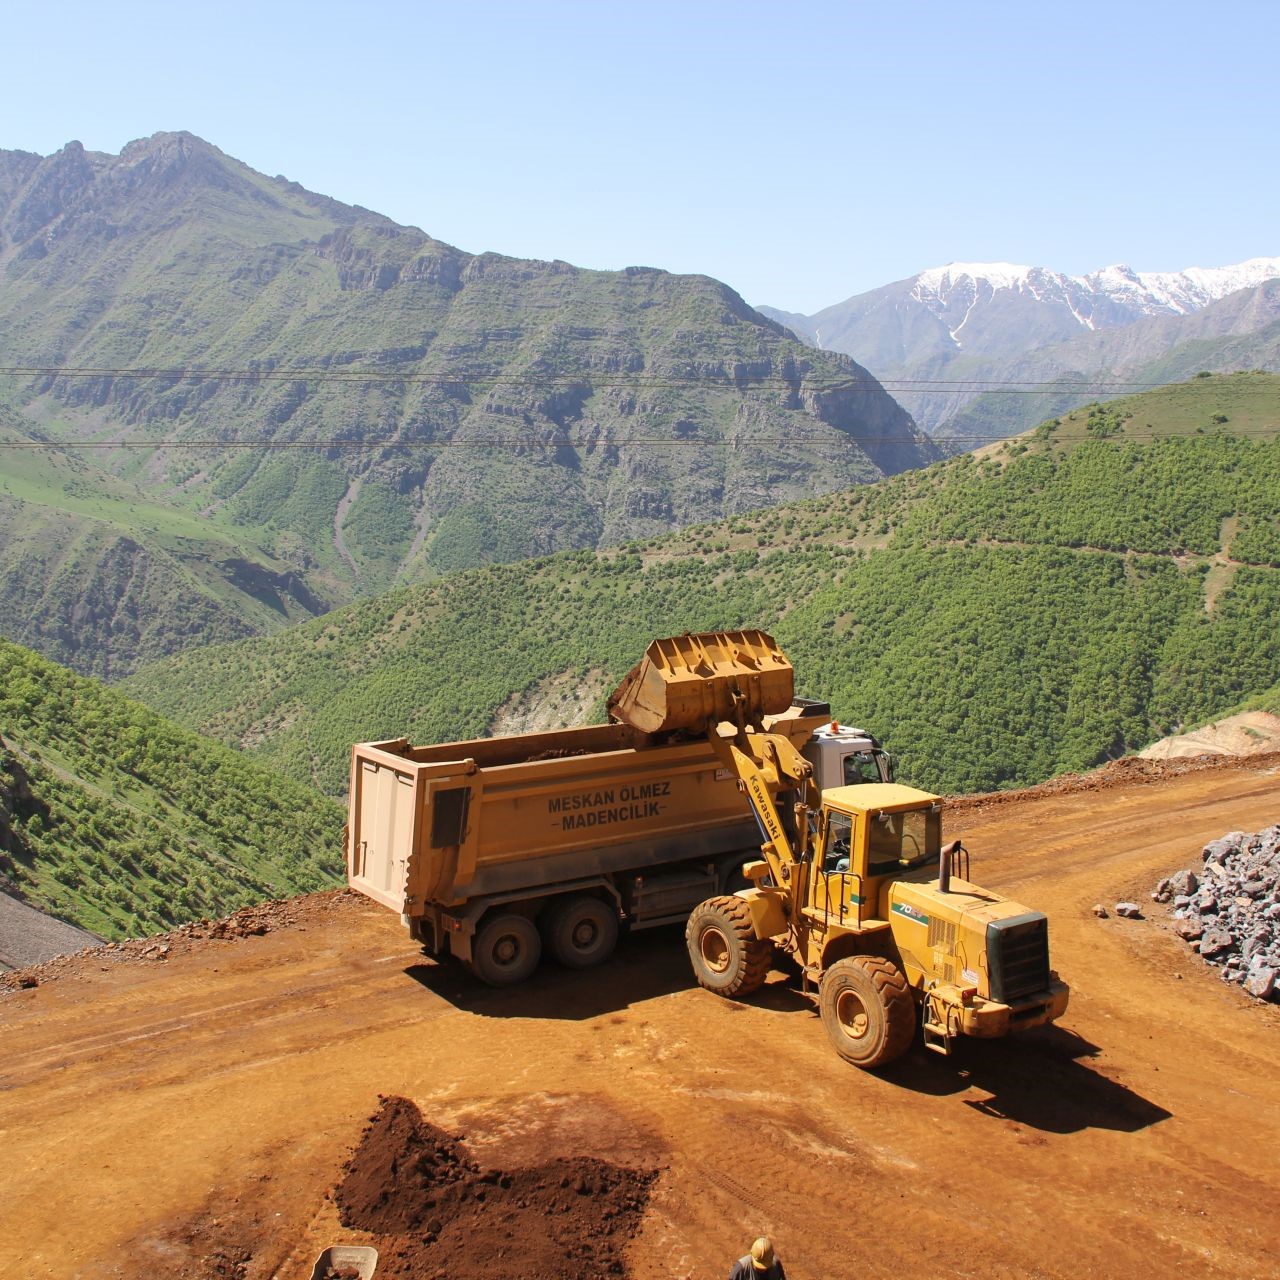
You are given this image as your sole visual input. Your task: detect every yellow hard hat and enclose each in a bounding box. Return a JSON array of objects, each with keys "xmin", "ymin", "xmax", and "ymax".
[{"xmin": 751, "ymin": 1237, "xmax": 775, "ymax": 1270}]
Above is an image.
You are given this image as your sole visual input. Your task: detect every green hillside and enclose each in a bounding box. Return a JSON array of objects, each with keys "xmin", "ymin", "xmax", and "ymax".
[
  {"xmin": 0, "ymin": 403, "xmax": 328, "ymax": 678},
  {"xmin": 0, "ymin": 132, "xmax": 937, "ymax": 680},
  {"xmin": 0, "ymin": 641, "xmax": 343, "ymax": 939},
  {"xmin": 123, "ymin": 376, "xmax": 1280, "ymax": 797}
]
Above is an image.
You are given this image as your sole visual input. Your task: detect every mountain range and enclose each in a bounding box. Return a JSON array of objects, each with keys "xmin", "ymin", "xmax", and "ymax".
[
  {"xmin": 0, "ymin": 132, "xmax": 937, "ymax": 676},
  {"xmin": 762, "ymin": 258, "xmax": 1280, "ymax": 444}
]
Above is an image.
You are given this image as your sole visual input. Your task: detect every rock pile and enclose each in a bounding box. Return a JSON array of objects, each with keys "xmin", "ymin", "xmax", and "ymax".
[{"xmin": 1153, "ymin": 825, "xmax": 1280, "ymax": 1001}]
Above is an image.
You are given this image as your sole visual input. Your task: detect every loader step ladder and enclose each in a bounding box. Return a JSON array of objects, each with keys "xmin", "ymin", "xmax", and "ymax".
[{"xmin": 922, "ymin": 994, "xmax": 955, "ymax": 1055}]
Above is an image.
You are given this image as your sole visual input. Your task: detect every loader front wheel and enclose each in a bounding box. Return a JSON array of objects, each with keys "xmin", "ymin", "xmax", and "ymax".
[
  {"xmin": 820, "ymin": 956, "xmax": 915, "ymax": 1069},
  {"xmin": 545, "ymin": 895, "xmax": 619, "ymax": 969},
  {"xmin": 471, "ymin": 912, "xmax": 542, "ymax": 987},
  {"xmin": 685, "ymin": 896, "xmax": 774, "ymax": 998}
]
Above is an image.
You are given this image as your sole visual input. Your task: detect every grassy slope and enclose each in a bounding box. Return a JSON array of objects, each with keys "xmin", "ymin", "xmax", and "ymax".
[
  {"xmin": 0, "ymin": 640, "xmax": 343, "ymax": 939},
  {"xmin": 0, "ymin": 403, "xmax": 328, "ymax": 677},
  {"xmin": 122, "ymin": 375, "xmax": 1280, "ymax": 797}
]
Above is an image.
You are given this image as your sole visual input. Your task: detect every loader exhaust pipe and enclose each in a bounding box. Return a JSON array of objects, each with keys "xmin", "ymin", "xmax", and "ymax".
[{"xmin": 939, "ymin": 839, "xmax": 961, "ymax": 894}]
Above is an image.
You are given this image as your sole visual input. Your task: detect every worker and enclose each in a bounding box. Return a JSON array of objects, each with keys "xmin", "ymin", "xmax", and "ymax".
[{"xmin": 729, "ymin": 1236, "xmax": 786, "ymax": 1279}]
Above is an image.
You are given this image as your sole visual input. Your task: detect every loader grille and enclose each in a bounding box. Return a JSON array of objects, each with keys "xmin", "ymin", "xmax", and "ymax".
[{"xmin": 986, "ymin": 913, "xmax": 1050, "ymax": 1003}]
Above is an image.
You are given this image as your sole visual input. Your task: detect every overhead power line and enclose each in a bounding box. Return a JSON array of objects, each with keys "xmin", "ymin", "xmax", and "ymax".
[
  {"xmin": 2, "ymin": 428, "xmax": 1277, "ymax": 454},
  {"xmin": 0, "ymin": 363, "xmax": 1268, "ymax": 395}
]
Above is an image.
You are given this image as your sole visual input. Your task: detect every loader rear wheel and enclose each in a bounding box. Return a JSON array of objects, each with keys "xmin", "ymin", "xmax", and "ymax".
[
  {"xmin": 471, "ymin": 913, "xmax": 542, "ymax": 987},
  {"xmin": 819, "ymin": 956, "xmax": 915, "ymax": 1069},
  {"xmin": 544, "ymin": 896, "xmax": 619, "ymax": 969},
  {"xmin": 685, "ymin": 896, "xmax": 774, "ymax": 998}
]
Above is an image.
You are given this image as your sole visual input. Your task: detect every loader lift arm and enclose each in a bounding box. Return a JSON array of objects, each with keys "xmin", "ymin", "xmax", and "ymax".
[{"xmin": 706, "ymin": 720, "xmax": 819, "ymax": 886}]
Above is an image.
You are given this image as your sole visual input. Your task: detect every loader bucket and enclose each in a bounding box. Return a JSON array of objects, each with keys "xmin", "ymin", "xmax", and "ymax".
[{"xmin": 607, "ymin": 631, "xmax": 795, "ymax": 734}]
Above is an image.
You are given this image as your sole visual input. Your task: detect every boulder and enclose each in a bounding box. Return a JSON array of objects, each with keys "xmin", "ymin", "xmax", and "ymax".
[{"xmin": 1243, "ymin": 967, "xmax": 1276, "ymax": 1000}]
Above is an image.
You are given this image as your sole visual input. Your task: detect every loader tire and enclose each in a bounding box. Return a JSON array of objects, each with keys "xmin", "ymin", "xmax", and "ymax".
[
  {"xmin": 685, "ymin": 895, "xmax": 774, "ymax": 998},
  {"xmin": 819, "ymin": 955, "xmax": 915, "ymax": 1069},
  {"xmin": 544, "ymin": 895, "xmax": 619, "ymax": 969},
  {"xmin": 471, "ymin": 912, "xmax": 542, "ymax": 987}
]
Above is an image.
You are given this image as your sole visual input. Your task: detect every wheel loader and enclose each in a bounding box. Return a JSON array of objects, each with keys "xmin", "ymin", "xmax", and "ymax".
[{"xmin": 608, "ymin": 630, "xmax": 1070, "ymax": 1068}]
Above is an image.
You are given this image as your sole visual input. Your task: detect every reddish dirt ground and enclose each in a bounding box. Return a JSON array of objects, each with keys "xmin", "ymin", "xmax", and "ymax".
[{"xmin": 2, "ymin": 755, "xmax": 1279, "ymax": 1280}]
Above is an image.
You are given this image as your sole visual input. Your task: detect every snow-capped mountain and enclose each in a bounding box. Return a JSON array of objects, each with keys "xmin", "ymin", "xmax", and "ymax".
[
  {"xmin": 906, "ymin": 258, "xmax": 1280, "ymax": 345},
  {"xmin": 758, "ymin": 257, "xmax": 1280, "ymax": 441}
]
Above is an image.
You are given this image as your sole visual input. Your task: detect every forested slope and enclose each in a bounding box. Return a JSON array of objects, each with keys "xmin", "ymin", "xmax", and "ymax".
[
  {"xmin": 0, "ymin": 641, "xmax": 343, "ymax": 939},
  {"xmin": 123, "ymin": 375, "xmax": 1280, "ymax": 797}
]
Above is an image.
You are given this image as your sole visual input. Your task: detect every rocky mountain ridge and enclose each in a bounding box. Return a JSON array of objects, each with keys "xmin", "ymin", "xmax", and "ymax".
[{"xmin": 0, "ymin": 132, "xmax": 938, "ymax": 676}]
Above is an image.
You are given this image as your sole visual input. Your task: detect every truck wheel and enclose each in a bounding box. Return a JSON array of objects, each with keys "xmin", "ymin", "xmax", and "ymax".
[
  {"xmin": 471, "ymin": 913, "xmax": 542, "ymax": 987},
  {"xmin": 685, "ymin": 896, "xmax": 774, "ymax": 997},
  {"xmin": 545, "ymin": 896, "xmax": 619, "ymax": 969},
  {"xmin": 819, "ymin": 956, "xmax": 915, "ymax": 1069}
]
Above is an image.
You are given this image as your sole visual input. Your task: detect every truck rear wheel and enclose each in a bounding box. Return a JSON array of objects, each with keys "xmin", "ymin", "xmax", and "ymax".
[
  {"xmin": 685, "ymin": 896, "xmax": 774, "ymax": 997},
  {"xmin": 544, "ymin": 896, "xmax": 619, "ymax": 969},
  {"xmin": 471, "ymin": 913, "xmax": 542, "ymax": 987},
  {"xmin": 819, "ymin": 956, "xmax": 915, "ymax": 1068}
]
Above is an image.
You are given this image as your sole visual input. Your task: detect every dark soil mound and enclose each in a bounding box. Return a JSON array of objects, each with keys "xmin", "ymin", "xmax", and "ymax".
[{"xmin": 336, "ymin": 1096, "xmax": 658, "ymax": 1280}]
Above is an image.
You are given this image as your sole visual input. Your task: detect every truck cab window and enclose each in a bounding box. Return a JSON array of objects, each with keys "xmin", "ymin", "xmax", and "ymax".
[
  {"xmin": 842, "ymin": 751, "xmax": 881, "ymax": 785},
  {"xmin": 867, "ymin": 808, "xmax": 939, "ymax": 876}
]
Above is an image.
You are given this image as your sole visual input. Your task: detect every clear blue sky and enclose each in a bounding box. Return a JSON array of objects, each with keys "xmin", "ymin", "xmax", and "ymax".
[{"xmin": 4, "ymin": 1, "xmax": 1277, "ymax": 313}]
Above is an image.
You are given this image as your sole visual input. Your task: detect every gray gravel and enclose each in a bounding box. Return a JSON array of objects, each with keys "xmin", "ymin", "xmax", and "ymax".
[
  {"xmin": 1153, "ymin": 825, "xmax": 1280, "ymax": 1001},
  {"xmin": 0, "ymin": 890, "xmax": 100, "ymax": 972}
]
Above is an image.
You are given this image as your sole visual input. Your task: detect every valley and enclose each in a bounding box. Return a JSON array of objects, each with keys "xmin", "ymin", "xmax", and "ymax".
[{"xmin": 4, "ymin": 15, "xmax": 1279, "ymax": 1280}]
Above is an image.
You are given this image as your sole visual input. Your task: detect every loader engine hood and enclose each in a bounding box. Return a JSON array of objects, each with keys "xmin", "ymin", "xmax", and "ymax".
[{"xmin": 885, "ymin": 879, "xmax": 1052, "ymax": 1003}]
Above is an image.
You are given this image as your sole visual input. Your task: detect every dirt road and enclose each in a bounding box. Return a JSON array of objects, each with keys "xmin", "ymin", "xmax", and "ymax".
[{"xmin": 2, "ymin": 757, "xmax": 1278, "ymax": 1280}]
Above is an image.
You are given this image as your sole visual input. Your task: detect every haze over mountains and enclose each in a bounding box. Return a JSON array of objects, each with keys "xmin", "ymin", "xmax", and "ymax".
[
  {"xmin": 762, "ymin": 258, "xmax": 1280, "ymax": 445},
  {"xmin": 0, "ymin": 132, "xmax": 936, "ymax": 675}
]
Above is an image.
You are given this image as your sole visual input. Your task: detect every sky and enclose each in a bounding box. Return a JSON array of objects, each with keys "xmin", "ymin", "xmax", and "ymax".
[{"xmin": 3, "ymin": 0, "xmax": 1278, "ymax": 313}]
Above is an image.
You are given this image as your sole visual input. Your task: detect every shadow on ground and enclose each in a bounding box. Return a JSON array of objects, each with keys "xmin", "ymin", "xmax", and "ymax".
[
  {"xmin": 404, "ymin": 924, "xmax": 698, "ymax": 1021},
  {"xmin": 878, "ymin": 1024, "xmax": 1172, "ymax": 1135}
]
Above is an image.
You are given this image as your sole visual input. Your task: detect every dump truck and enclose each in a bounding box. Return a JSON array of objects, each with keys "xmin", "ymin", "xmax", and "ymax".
[
  {"xmin": 346, "ymin": 643, "xmax": 890, "ymax": 986},
  {"xmin": 607, "ymin": 631, "xmax": 1070, "ymax": 1068}
]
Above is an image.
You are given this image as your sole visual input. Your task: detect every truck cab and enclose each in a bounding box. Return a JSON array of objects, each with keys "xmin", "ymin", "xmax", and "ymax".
[{"xmin": 800, "ymin": 720, "xmax": 892, "ymax": 790}]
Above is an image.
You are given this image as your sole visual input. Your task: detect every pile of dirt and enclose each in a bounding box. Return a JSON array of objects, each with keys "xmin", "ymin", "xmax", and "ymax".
[{"xmin": 335, "ymin": 1096, "xmax": 658, "ymax": 1280}]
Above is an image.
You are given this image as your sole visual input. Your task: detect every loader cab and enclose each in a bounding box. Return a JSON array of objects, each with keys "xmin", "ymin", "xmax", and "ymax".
[{"xmin": 812, "ymin": 785, "xmax": 942, "ymax": 929}]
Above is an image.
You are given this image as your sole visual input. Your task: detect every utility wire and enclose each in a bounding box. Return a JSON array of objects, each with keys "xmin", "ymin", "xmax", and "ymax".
[
  {"xmin": 2, "ymin": 429, "xmax": 1277, "ymax": 453},
  {"xmin": 0, "ymin": 363, "xmax": 1268, "ymax": 394}
]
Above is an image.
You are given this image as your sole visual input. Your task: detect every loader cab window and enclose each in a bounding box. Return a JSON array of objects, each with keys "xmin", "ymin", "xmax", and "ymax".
[
  {"xmin": 842, "ymin": 751, "xmax": 881, "ymax": 785},
  {"xmin": 824, "ymin": 811, "xmax": 853, "ymax": 874},
  {"xmin": 867, "ymin": 808, "xmax": 939, "ymax": 876}
]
